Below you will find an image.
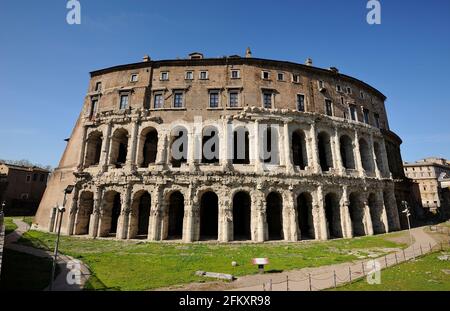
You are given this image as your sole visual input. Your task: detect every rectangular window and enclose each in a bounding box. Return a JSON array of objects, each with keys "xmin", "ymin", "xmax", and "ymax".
[
  {"xmin": 119, "ymin": 94, "xmax": 129, "ymax": 110},
  {"xmin": 374, "ymin": 113, "xmax": 380, "ymax": 128},
  {"xmin": 26, "ymin": 175, "xmax": 31, "ymax": 183},
  {"xmin": 336, "ymin": 85, "xmax": 342, "ymax": 92},
  {"xmin": 154, "ymin": 93, "xmax": 163, "ymax": 109},
  {"xmin": 229, "ymin": 92, "xmax": 239, "ymax": 107},
  {"xmin": 160, "ymin": 71, "xmax": 169, "ymax": 81},
  {"xmin": 296, "ymin": 94, "xmax": 305, "ymax": 112},
  {"xmin": 209, "ymin": 91, "xmax": 219, "ymax": 108},
  {"xmin": 199, "ymin": 71, "xmax": 208, "ymax": 80},
  {"xmin": 90, "ymin": 98, "xmax": 98, "ymax": 119},
  {"xmin": 350, "ymin": 105, "xmax": 358, "ymax": 121},
  {"xmin": 33, "ymin": 173, "xmax": 37, "ymax": 181},
  {"xmin": 173, "ymin": 92, "xmax": 184, "ymax": 108},
  {"xmin": 325, "ymin": 99, "xmax": 333, "ymax": 116},
  {"xmin": 262, "ymin": 71, "xmax": 270, "ymax": 80},
  {"xmin": 263, "ymin": 93, "xmax": 272, "ymax": 109},
  {"xmin": 346, "ymin": 87, "xmax": 352, "ymax": 94},
  {"xmin": 130, "ymin": 74, "xmax": 138, "ymax": 82},
  {"xmin": 231, "ymin": 70, "xmax": 240, "ymax": 79},
  {"xmin": 360, "ymin": 91, "xmax": 365, "ymax": 99},
  {"xmin": 277, "ymin": 73, "xmax": 285, "ymax": 81},
  {"xmin": 94, "ymin": 82, "xmax": 102, "ymax": 91},
  {"xmin": 185, "ymin": 71, "xmax": 193, "ymax": 80},
  {"xmin": 292, "ymin": 74, "xmax": 300, "ymax": 83},
  {"xmin": 318, "ymin": 80, "xmax": 325, "ymax": 90},
  {"xmin": 363, "ymin": 108, "xmax": 370, "ymax": 124}
]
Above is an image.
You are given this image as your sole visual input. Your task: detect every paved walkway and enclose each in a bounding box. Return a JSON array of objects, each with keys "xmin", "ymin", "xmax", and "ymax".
[
  {"xmin": 229, "ymin": 227, "xmax": 438, "ymax": 291},
  {"xmin": 4, "ymin": 218, "xmax": 91, "ymax": 291}
]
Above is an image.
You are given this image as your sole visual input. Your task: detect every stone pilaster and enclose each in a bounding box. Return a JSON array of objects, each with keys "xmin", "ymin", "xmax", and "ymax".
[
  {"xmin": 362, "ymin": 195, "xmax": 374, "ymax": 236},
  {"xmin": 377, "ymin": 191, "xmax": 389, "ymax": 233},
  {"xmin": 253, "ymin": 189, "xmax": 266, "ymax": 242},
  {"xmin": 315, "ymin": 186, "xmax": 328, "ymax": 240},
  {"xmin": 117, "ymin": 186, "xmax": 132, "ymax": 239},
  {"xmin": 89, "ymin": 188, "xmax": 103, "ymax": 238},
  {"xmin": 309, "ymin": 123, "xmax": 320, "ymax": 174},
  {"xmin": 333, "ymin": 127, "xmax": 344, "ymax": 174},
  {"xmin": 100, "ymin": 122, "xmax": 113, "ymax": 172},
  {"xmin": 155, "ymin": 130, "xmax": 168, "ymax": 169},
  {"xmin": 78, "ymin": 125, "xmax": 88, "ymax": 170},
  {"xmin": 369, "ymin": 133, "xmax": 381, "ymax": 178},
  {"xmin": 126, "ymin": 119, "xmax": 139, "ymax": 170},
  {"xmin": 283, "ymin": 189, "xmax": 297, "ymax": 241},
  {"xmin": 253, "ymin": 120, "xmax": 263, "ymax": 173},
  {"xmin": 66, "ymin": 186, "xmax": 80, "ymax": 235},
  {"xmin": 354, "ymin": 130, "xmax": 364, "ymax": 177},
  {"xmin": 385, "ymin": 186, "xmax": 401, "ymax": 231},
  {"xmin": 340, "ymin": 186, "xmax": 353, "ymax": 238},
  {"xmin": 218, "ymin": 193, "xmax": 232, "ymax": 242},
  {"xmin": 283, "ymin": 122, "xmax": 294, "ymax": 174},
  {"xmin": 148, "ymin": 187, "xmax": 162, "ymax": 241},
  {"xmin": 220, "ymin": 118, "xmax": 231, "ymax": 170},
  {"xmin": 183, "ymin": 186, "xmax": 196, "ymax": 242}
]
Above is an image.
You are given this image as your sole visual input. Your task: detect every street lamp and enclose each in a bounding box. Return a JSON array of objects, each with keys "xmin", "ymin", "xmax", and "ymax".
[
  {"xmin": 49, "ymin": 184, "xmax": 74, "ymax": 291},
  {"xmin": 401, "ymin": 200, "xmax": 415, "ymax": 260}
]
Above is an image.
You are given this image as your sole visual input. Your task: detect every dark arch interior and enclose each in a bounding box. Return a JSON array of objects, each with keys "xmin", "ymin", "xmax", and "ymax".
[
  {"xmin": 324, "ymin": 193, "xmax": 343, "ymax": 238},
  {"xmin": 349, "ymin": 193, "xmax": 365, "ymax": 236},
  {"xmin": 142, "ymin": 130, "xmax": 158, "ymax": 167},
  {"xmin": 233, "ymin": 129, "xmax": 249, "ymax": 164},
  {"xmin": 76, "ymin": 191, "xmax": 94, "ymax": 235},
  {"xmin": 138, "ymin": 192, "xmax": 151, "ymax": 236},
  {"xmin": 233, "ymin": 191, "xmax": 251, "ymax": 240},
  {"xmin": 199, "ymin": 191, "xmax": 219, "ymax": 240},
  {"xmin": 340, "ymin": 135, "xmax": 355, "ymax": 169},
  {"xmin": 318, "ymin": 132, "xmax": 333, "ymax": 172},
  {"xmin": 297, "ymin": 192, "xmax": 314, "ymax": 239},
  {"xmin": 168, "ymin": 191, "xmax": 184, "ymax": 238},
  {"xmin": 109, "ymin": 192, "xmax": 121, "ymax": 235},
  {"xmin": 266, "ymin": 192, "xmax": 283, "ymax": 240},
  {"xmin": 202, "ymin": 129, "xmax": 219, "ymax": 164},
  {"xmin": 292, "ymin": 130, "xmax": 307, "ymax": 169}
]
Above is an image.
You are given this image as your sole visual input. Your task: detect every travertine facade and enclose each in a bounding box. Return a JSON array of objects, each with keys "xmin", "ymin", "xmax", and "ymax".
[{"xmin": 34, "ymin": 51, "xmax": 404, "ymax": 242}]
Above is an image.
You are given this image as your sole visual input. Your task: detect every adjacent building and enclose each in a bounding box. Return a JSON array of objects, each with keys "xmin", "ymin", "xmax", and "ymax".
[
  {"xmin": 403, "ymin": 157, "xmax": 450, "ymax": 219},
  {"xmin": 0, "ymin": 163, "xmax": 50, "ymax": 216}
]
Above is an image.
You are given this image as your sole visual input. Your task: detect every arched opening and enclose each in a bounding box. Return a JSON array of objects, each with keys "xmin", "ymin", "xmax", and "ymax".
[
  {"xmin": 232, "ymin": 191, "xmax": 251, "ymax": 240},
  {"xmin": 262, "ymin": 125, "xmax": 279, "ymax": 164},
  {"xmin": 167, "ymin": 191, "xmax": 184, "ymax": 239},
  {"xmin": 99, "ymin": 191, "xmax": 121, "ymax": 237},
  {"xmin": 202, "ymin": 126, "xmax": 219, "ymax": 164},
  {"xmin": 137, "ymin": 192, "xmax": 151, "ymax": 236},
  {"xmin": 318, "ymin": 131, "xmax": 333, "ymax": 172},
  {"xmin": 110, "ymin": 129, "xmax": 128, "ymax": 168},
  {"xmin": 324, "ymin": 193, "xmax": 343, "ymax": 238},
  {"xmin": 170, "ymin": 127, "xmax": 188, "ymax": 168},
  {"xmin": 75, "ymin": 191, "xmax": 94, "ymax": 235},
  {"xmin": 199, "ymin": 191, "xmax": 219, "ymax": 240},
  {"xmin": 296, "ymin": 192, "xmax": 314, "ymax": 239},
  {"xmin": 233, "ymin": 127, "xmax": 249, "ymax": 164},
  {"xmin": 84, "ymin": 132, "xmax": 103, "ymax": 167},
  {"xmin": 266, "ymin": 192, "xmax": 283, "ymax": 240},
  {"xmin": 369, "ymin": 193, "xmax": 385, "ymax": 234},
  {"xmin": 292, "ymin": 130, "xmax": 308, "ymax": 169},
  {"xmin": 373, "ymin": 142, "xmax": 384, "ymax": 173},
  {"xmin": 140, "ymin": 128, "xmax": 158, "ymax": 167},
  {"xmin": 359, "ymin": 138, "xmax": 374, "ymax": 172},
  {"xmin": 349, "ymin": 193, "xmax": 365, "ymax": 236},
  {"xmin": 340, "ymin": 135, "xmax": 355, "ymax": 169}
]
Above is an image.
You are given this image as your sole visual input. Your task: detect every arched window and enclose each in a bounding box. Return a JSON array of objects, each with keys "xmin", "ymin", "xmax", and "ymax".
[
  {"xmin": 202, "ymin": 126, "xmax": 219, "ymax": 164},
  {"xmin": 318, "ymin": 131, "xmax": 333, "ymax": 172},
  {"xmin": 292, "ymin": 130, "xmax": 308, "ymax": 169},
  {"xmin": 266, "ymin": 192, "xmax": 283, "ymax": 240},
  {"xmin": 340, "ymin": 135, "xmax": 355, "ymax": 169},
  {"xmin": 99, "ymin": 191, "xmax": 121, "ymax": 237},
  {"xmin": 233, "ymin": 127, "xmax": 249, "ymax": 164},
  {"xmin": 170, "ymin": 126, "xmax": 188, "ymax": 168},
  {"xmin": 129, "ymin": 191, "xmax": 152, "ymax": 239},
  {"xmin": 110, "ymin": 129, "xmax": 128, "ymax": 168},
  {"xmin": 140, "ymin": 128, "xmax": 158, "ymax": 167},
  {"xmin": 232, "ymin": 191, "xmax": 251, "ymax": 241},
  {"xmin": 166, "ymin": 191, "xmax": 184, "ymax": 239},
  {"xmin": 199, "ymin": 191, "xmax": 219, "ymax": 240},
  {"xmin": 359, "ymin": 138, "xmax": 374, "ymax": 172},
  {"xmin": 84, "ymin": 131, "xmax": 103, "ymax": 167},
  {"xmin": 75, "ymin": 191, "xmax": 94, "ymax": 235}
]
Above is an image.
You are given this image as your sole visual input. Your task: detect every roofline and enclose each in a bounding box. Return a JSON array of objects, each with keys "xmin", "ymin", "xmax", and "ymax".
[
  {"xmin": 89, "ymin": 57, "xmax": 387, "ymax": 100},
  {"xmin": 0, "ymin": 163, "xmax": 50, "ymax": 173}
]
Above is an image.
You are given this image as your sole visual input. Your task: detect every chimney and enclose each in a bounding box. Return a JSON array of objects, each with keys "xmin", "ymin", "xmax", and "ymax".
[
  {"xmin": 329, "ymin": 67, "xmax": 339, "ymax": 73},
  {"xmin": 245, "ymin": 47, "xmax": 252, "ymax": 58},
  {"xmin": 305, "ymin": 58, "xmax": 313, "ymax": 66},
  {"xmin": 143, "ymin": 54, "xmax": 151, "ymax": 62}
]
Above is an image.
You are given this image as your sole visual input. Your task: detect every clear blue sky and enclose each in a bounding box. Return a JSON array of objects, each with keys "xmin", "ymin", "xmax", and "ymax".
[{"xmin": 1, "ymin": 0, "xmax": 449, "ymax": 167}]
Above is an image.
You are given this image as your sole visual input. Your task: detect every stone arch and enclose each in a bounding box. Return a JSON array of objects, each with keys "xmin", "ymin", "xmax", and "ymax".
[
  {"xmin": 292, "ymin": 129, "xmax": 308, "ymax": 169},
  {"xmin": 232, "ymin": 191, "xmax": 252, "ymax": 241},
  {"xmin": 84, "ymin": 131, "xmax": 103, "ymax": 167},
  {"xmin": 340, "ymin": 135, "xmax": 355, "ymax": 169},
  {"xmin": 324, "ymin": 192, "xmax": 343, "ymax": 238},
  {"xmin": 373, "ymin": 141, "xmax": 384, "ymax": 173},
  {"xmin": 170, "ymin": 126, "xmax": 188, "ymax": 168},
  {"xmin": 233, "ymin": 126, "xmax": 249, "ymax": 164},
  {"xmin": 74, "ymin": 191, "xmax": 94, "ymax": 235},
  {"xmin": 296, "ymin": 192, "xmax": 314, "ymax": 239},
  {"xmin": 165, "ymin": 190, "xmax": 185, "ymax": 239},
  {"xmin": 99, "ymin": 190, "xmax": 122, "ymax": 237},
  {"xmin": 368, "ymin": 192, "xmax": 386, "ymax": 234},
  {"xmin": 202, "ymin": 125, "xmax": 219, "ymax": 164},
  {"xmin": 318, "ymin": 131, "xmax": 333, "ymax": 172},
  {"xmin": 129, "ymin": 190, "xmax": 151, "ymax": 238},
  {"xmin": 110, "ymin": 128, "xmax": 129, "ymax": 168},
  {"xmin": 266, "ymin": 191, "xmax": 283, "ymax": 240},
  {"xmin": 199, "ymin": 191, "xmax": 219, "ymax": 240},
  {"xmin": 138, "ymin": 127, "xmax": 158, "ymax": 167},
  {"xmin": 348, "ymin": 192, "xmax": 365, "ymax": 236},
  {"xmin": 359, "ymin": 138, "xmax": 374, "ymax": 172}
]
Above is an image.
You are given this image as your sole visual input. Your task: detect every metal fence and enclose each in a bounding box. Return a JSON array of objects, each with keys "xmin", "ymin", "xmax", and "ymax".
[{"xmin": 261, "ymin": 239, "xmax": 450, "ymax": 291}]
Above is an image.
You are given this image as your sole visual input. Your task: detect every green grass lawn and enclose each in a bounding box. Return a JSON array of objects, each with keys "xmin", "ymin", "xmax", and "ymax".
[
  {"xmin": 332, "ymin": 250, "xmax": 450, "ymax": 291},
  {"xmin": 3, "ymin": 217, "xmax": 18, "ymax": 235},
  {"xmin": 0, "ymin": 248, "xmax": 55, "ymax": 290},
  {"xmin": 16, "ymin": 230, "xmax": 406, "ymax": 291},
  {"xmin": 22, "ymin": 216, "xmax": 34, "ymax": 226}
]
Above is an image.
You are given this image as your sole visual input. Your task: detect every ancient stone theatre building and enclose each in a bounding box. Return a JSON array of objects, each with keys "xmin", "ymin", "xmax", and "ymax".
[{"xmin": 34, "ymin": 50, "xmax": 405, "ymax": 242}]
